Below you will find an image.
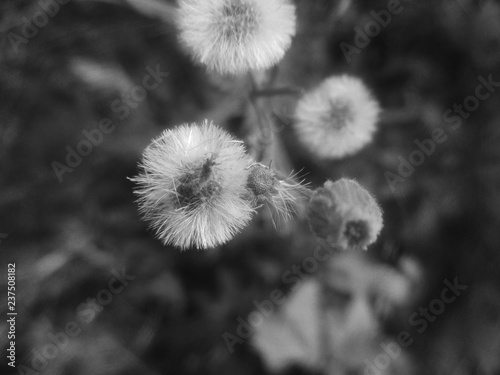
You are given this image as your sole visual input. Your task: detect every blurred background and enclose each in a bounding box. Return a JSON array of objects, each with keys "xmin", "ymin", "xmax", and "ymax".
[{"xmin": 0, "ymin": 0, "xmax": 500, "ymax": 374}]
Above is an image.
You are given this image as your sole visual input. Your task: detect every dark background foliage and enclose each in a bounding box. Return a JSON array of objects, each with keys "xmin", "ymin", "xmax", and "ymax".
[{"xmin": 0, "ymin": 0, "xmax": 499, "ymax": 374}]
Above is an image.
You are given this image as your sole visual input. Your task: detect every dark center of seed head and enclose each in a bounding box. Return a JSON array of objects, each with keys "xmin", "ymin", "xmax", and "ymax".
[
  {"xmin": 326, "ymin": 100, "xmax": 354, "ymax": 130},
  {"xmin": 220, "ymin": 1, "xmax": 259, "ymax": 40},
  {"xmin": 175, "ymin": 168, "xmax": 222, "ymax": 208},
  {"xmin": 343, "ymin": 220, "xmax": 369, "ymax": 247}
]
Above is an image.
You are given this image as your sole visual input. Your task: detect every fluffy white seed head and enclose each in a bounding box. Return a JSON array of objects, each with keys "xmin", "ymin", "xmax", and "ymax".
[
  {"xmin": 132, "ymin": 120, "xmax": 255, "ymax": 250},
  {"xmin": 177, "ymin": 0, "xmax": 296, "ymax": 75},
  {"xmin": 294, "ymin": 75, "xmax": 381, "ymax": 159},
  {"xmin": 308, "ymin": 178, "xmax": 383, "ymax": 251}
]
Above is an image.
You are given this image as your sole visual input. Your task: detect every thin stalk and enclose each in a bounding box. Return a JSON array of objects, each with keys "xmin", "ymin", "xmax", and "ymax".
[{"xmin": 248, "ymin": 71, "xmax": 276, "ymax": 162}]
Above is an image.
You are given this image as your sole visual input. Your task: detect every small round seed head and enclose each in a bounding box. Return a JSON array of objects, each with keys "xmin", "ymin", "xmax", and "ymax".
[
  {"xmin": 307, "ymin": 178, "xmax": 383, "ymax": 251},
  {"xmin": 294, "ymin": 75, "xmax": 381, "ymax": 159}
]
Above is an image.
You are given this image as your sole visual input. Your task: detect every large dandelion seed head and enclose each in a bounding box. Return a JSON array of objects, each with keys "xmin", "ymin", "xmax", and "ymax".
[
  {"xmin": 132, "ymin": 120, "xmax": 255, "ymax": 250},
  {"xmin": 177, "ymin": 0, "xmax": 296, "ymax": 75},
  {"xmin": 294, "ymin": 75, "xmax": 381, "ymax": 159},
  {"xmin": 308, "ymin": 178, "xmax": 383, "ymax": 251}
]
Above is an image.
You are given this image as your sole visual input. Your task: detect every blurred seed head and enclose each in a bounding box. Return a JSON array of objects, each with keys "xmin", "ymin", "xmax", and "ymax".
[
  {"xmin": 308, "ymin": 178, "xmax": 383, "ymax": 251},
  {"xmin": 294, "ymin": 75, "xmax": 381, "ymax": 159},
  {"xmin": 177, "ymin": 0, "xmax": 296, "ymax": 75}
]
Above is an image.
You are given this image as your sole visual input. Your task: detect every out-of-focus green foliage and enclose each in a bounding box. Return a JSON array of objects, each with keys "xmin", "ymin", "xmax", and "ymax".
[{"xmin": 0, "ymin": 0, "xmax": 499, "ymax": 374}]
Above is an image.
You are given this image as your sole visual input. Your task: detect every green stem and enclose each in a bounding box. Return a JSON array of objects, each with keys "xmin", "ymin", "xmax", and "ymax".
[{"xmin": 248, "ymin": 72, "xmax": 275, "ymax": 162}]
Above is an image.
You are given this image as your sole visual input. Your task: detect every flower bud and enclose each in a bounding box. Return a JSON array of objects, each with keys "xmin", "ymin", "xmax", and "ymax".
[{"xmin": 308, "ymin": 178, "xmax": 383, "ymax": 250}]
